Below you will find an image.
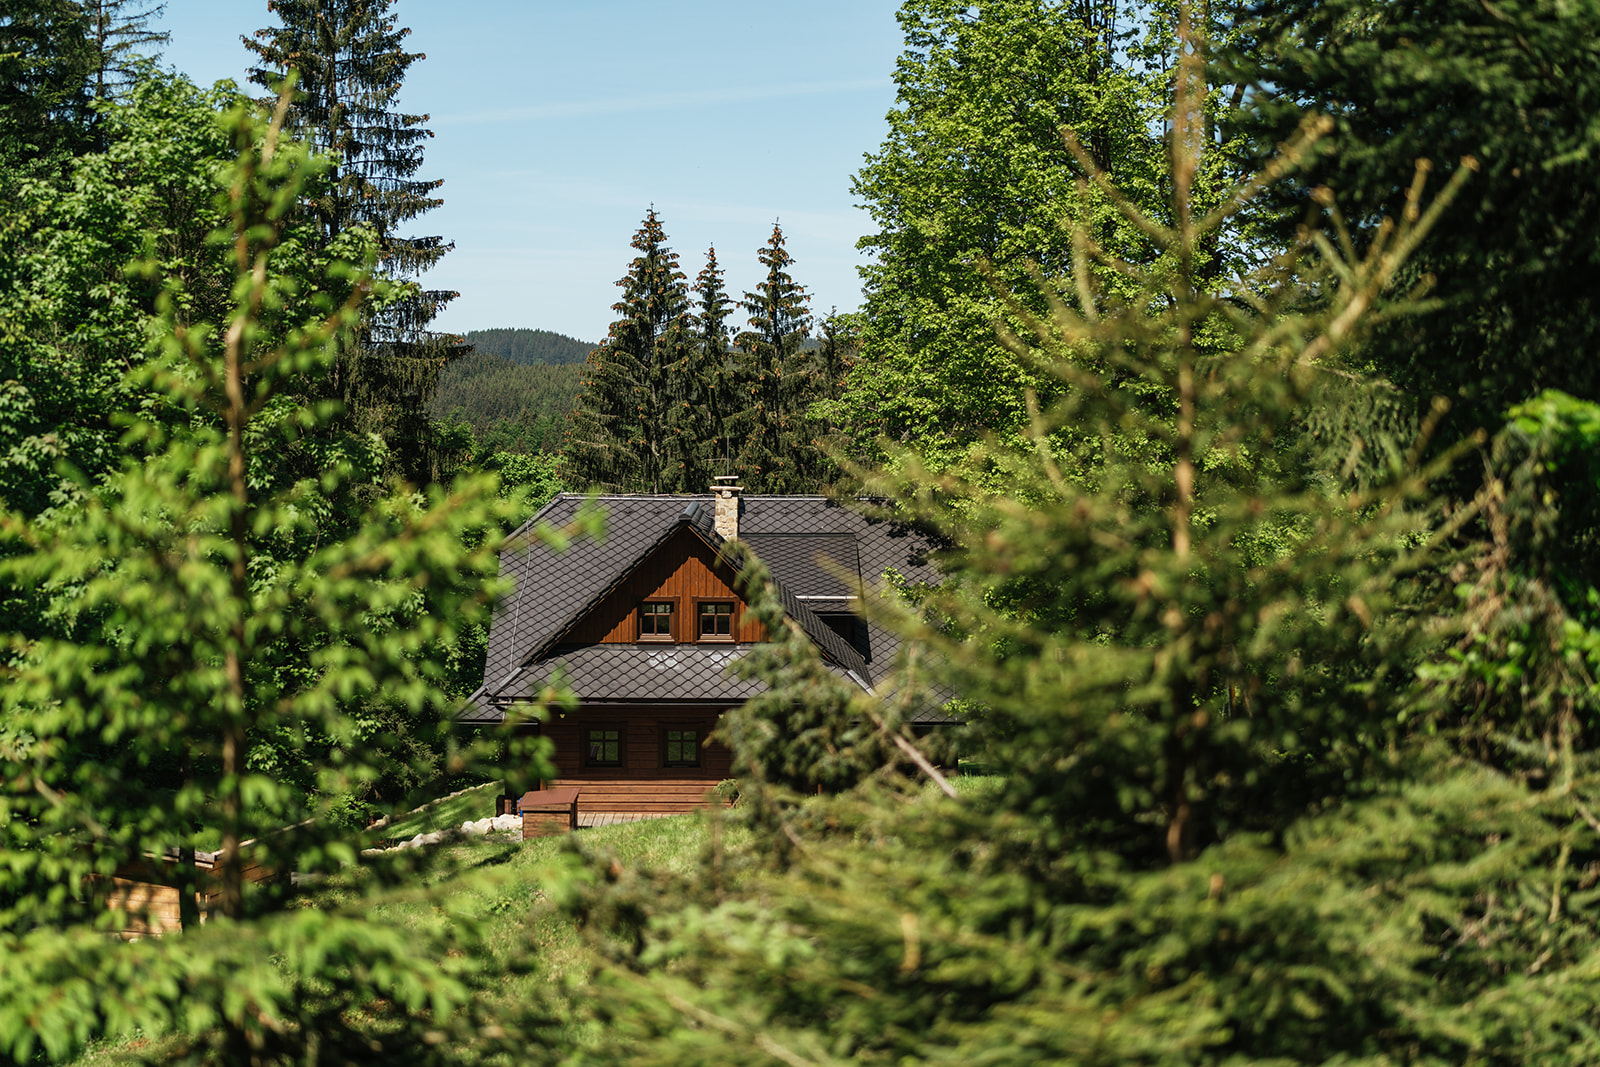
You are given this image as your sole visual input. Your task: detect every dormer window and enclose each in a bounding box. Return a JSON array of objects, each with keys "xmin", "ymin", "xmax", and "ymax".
[
  {"xmin": 639, "ymin": 601, "xmax": 674, "ymax": 642},
  {"xmin": 698, "ymin": 601, "xmax": 734, "ymax": 641}
]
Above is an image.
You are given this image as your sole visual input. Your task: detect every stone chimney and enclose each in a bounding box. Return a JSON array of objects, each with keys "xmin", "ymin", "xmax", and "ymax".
[{"xmin": 712, "ymin": 476, "xmax": 742, "ymax": 540}]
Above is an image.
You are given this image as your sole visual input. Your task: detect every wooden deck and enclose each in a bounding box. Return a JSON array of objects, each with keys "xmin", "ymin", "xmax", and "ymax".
[{"xmin": 577, "ymin": 810, "xmax": 685, "ymax": 828}]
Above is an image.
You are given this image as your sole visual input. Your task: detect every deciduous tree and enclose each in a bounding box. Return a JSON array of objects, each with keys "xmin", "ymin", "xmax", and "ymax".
[{"xmin": 835, "ymin": 0, "xmax": 1243, "ymax": 468}]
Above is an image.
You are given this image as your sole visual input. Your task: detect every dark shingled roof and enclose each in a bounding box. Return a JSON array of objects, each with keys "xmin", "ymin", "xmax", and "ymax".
[
  {"xmin": 464, "ymin": 494, "xmax": 946, "ymax": 724},
  {"xmin": 486, "ymin": 643, "xmax": 872, "ymax": 706},
  {"xmin": 741, "ymin": 533, "xmax": 859, "ymax": 598},
  {"xmin": 501, "ymin": 645, "xmax": 771, "ymax": 704}
]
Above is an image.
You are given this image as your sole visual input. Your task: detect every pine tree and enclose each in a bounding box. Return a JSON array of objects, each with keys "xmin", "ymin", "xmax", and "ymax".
[
  {"xmin": 244, "ymin": 0, "xmax": 457, "ymax": 486},
  {"xmin": 564, "ymin": 209, "xmax": 693, "ymax": 493},
  {"xmin": 730, "ymin": 223, "xmax": 822, "ymax": 492}
]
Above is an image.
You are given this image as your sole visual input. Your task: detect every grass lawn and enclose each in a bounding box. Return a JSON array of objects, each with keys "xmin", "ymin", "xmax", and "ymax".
[
  {"xmin": 68, "ymin": 808, "xmax": 741, "ymax": 1064},
  {"xmin": 68, "ymin": 778, "xmax": 1002, "ymax": 1063}
]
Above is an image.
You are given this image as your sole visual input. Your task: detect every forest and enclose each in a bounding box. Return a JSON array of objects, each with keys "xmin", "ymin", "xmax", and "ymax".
[
  {"xmin": 432, "ymin": 349, "xmax": 585, "ymax": 458},
  {"xmin": 5, "ymin": 0, "xmax": 1600, "ymax": 1063}
]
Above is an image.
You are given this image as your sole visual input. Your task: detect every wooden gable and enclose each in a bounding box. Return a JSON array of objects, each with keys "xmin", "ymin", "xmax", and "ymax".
[{"xmin": 566, "ymin": 526, "xmax": 767, "ymax": 645}]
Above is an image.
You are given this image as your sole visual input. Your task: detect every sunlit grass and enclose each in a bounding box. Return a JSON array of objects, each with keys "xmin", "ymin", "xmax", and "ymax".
[{"xmin": 364, "ymin": 781, "xmax": 503, "ymax": 845}]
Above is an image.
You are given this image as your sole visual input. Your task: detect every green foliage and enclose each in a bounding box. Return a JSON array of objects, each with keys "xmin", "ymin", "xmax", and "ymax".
[
  {"xmin": 0, "ymin": 71, "xmax": 307, "ymax": 520},
  {"xmin": 487, "ymin": 449, "xmax": 564, "ymax": 509},
  {"xmin": 0, "ymin": 92, "xmax": 563, "ymax": 1063},
  {"xmin": 1237, "ymin": 0, "xmax": 1600, "ymax": 445},
  {"xmin": 835, "ymin": 0, "xmax": 1247, "ymax": 469}
]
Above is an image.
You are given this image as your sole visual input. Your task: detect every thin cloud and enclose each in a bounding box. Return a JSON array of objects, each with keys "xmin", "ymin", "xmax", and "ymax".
[{"xmin": 436, "ymin": 77, "xmax": 890, "ymax": 126}]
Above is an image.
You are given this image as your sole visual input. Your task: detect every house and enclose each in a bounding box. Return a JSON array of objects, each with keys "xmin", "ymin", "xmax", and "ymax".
[{"xmin": 460, "ymin": 480, "xmax": 946, "ymax": 816}]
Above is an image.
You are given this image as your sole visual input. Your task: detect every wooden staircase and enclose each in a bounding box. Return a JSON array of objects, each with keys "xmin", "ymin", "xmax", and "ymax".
[{"xmin": 547, "ymin": 777, "xmax": 729, "ymax": 814}]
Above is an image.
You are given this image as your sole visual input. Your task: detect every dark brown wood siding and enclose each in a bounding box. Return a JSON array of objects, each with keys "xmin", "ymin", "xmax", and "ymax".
[
  {"xmin": 542, "ymin": 707, "xmax": 734, "ymax": 812},
  {"xmin": 569, "ymin": 528, "xmax": 765, "ymax": 645}
]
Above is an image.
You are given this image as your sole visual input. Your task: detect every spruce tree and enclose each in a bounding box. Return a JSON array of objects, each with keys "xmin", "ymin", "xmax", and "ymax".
[
  {"xmin": 730, "ymin": 223, "xmax": 822, "ymax": 492},
  {"xmin": 564, "ymin": 209, "xmax": 693, "ymax": 493},
  {"xmin": 677, "ymin": 245, "xmax": 737, "ymax": 483},
  {"xmin": 0, "ymin": 91, "xmax": 551, "ymax": 1065},
  {"xmin": 511, "ymin": 17, "xmax": 1600, "ymax": 1063},
  {"xmin": 83, "ymin": 0, "xmax": 168, "ymax": 110},
  {"xmin": 244, "ymin": 0, "xmax": 457, "ymax": 486},
  {"xmin": 0, "ymin": 0, "xmax": 95, "ymax": 173}
]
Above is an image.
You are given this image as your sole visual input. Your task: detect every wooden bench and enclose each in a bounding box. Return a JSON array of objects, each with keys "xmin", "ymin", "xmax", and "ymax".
[{"xmin": 519, "ymin": 786, "xmax": 580, "ymax": 839}]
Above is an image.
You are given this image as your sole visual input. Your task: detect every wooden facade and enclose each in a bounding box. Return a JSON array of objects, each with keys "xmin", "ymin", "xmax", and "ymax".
[
  {"xmin": 100, "ymin": 848, "xmax": 276, "ymax": 939},
  {"xmin": 569, "ymin": 528, "xmax": 766, "ymax": 645},
  {"xmin": 541, "ymin": 706, "xmax": 734, "ymax": 813},
  {"xmin": 474, "ymin": 494, "xmax": 946, "ymax": 819}
]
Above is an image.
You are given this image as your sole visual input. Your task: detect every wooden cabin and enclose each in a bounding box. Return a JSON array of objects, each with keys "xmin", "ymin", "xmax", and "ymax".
[{"xmin": 461, "ymin": 482, "xmax": 947, "ymax": 815}]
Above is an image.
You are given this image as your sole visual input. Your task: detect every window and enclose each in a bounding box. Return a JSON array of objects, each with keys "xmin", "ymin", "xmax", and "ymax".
[
  {"xmin": 663, "ymin": 728, "xmax": 700, "ymax": 767},
  {"xmin": 585, "ymin": 727, "xmax": 622, "ymax": 767},
  {"xmin": 639, "ymin": 600, "xmax": 674, "ymax": 641},
  {"xmin": 698, "ymin": 601, "xmax": 733, "ymax": 640}
]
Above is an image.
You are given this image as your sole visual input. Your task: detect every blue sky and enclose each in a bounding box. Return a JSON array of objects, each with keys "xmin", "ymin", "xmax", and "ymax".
[{"xmin": 157, "ymin": 1, "xmax": 906, "ymax": 344}]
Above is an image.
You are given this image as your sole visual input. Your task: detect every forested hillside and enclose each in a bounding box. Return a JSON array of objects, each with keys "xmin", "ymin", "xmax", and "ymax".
[
  {"xmin": 460, "ymin": 327, "xmax": 592, "ymax": 366},
  {"xmin": 431, "ymin": 347, "xmax": 585, "ymax": 454}
]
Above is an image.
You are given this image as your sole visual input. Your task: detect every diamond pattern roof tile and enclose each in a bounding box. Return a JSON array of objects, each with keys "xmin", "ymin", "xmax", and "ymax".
[
  {"xmin": 499, "ymin": 645, "xmax": 769, "ymax": 704},
  {"xmin": 469, "ymin": 493, "xmax": 949, "ymax": 720}
]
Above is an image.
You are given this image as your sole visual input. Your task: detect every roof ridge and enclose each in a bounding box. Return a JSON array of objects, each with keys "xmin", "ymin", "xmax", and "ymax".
[{"xmin": 512, "ymin": 505, "xmax": 722, "ymax": 671}]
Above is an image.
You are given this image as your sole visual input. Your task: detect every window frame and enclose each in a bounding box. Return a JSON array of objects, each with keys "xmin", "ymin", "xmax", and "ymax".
[
  {"xmin": 695, "ymin": 598, "xmax": 736, "ymax": 642},
  {"xmin": 637, "ymin": 598, "xmax": 677, "ymax": 643},
  {"xmin": 660, "ymin": 724, "xmax": 704, "ymax": 768},
  {"xmin": 583, "ymin": 725, "xmax": 625, "ymax": 768}
]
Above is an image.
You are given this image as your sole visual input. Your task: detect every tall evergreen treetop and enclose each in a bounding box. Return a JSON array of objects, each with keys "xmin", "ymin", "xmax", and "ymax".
[
  {"xmin": 564, "ymin": 209, "xmax": 694, "ymax": 493},
  {"xmin": 244, "ymin": 0, "xmax": 458, "ymax": 486},
  {"xmin": 83, "ymin": 0, "xmax": 168, "ymax": 111},
  {"xmin": 730, "ymin": 223, "xmax": 827, "ymax": 492},
  {"xmin": 244, "ymin": 0, "xmax": 444, "ymax": 271},
  {"xmin": 690, "ymin": 244, "xmax": 737, "ymax": 478},
  {"xmin": 0, "ymin": 0, "xmax": 95, "ymax": 172},
  {"xmin": 736, "ymin": 223, "xmax": 811, "ymax": 360}
]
